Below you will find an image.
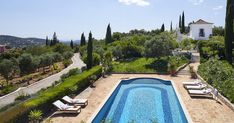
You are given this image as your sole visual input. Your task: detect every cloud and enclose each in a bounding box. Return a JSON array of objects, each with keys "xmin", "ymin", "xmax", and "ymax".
[
  {"xmin": 189, "ymin": 0, "xmax": 204, "ymax": 5},
  {"xmin": 118, "ymin": 0, "xmax": 150, "ymax": 7},
  {"xmin": 213, "ymin": 5, "xmax": 223, "ymax": 10}
]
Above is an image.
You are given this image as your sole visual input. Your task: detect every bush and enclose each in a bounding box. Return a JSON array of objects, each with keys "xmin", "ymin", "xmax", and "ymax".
[
  {"xmin": 82, "ymin": 53, "xmax": 101, "ymax": 66},
  {"xmin": 15, "ymin": 93, "xmax": 30, "ymax": 101},
  {"xmin": 62, "ymin": 59, "xmax": 71, "ymax": 68},
  {"xmin": 198, "ymin": 58, "xmax": 234, "ymax": 102},
  {"xmin": 0, "ymin": 66, "xmax": 102, "ymax": 123},
  {"xmin": 0, "ymin": 85, "xmax": 17, "ymax": 95}
]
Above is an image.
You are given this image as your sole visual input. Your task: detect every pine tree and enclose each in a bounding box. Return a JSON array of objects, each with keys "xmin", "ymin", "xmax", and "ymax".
[
  {"xmin": 160, "ymin": 23, "xmax": 165, "ymax": 32},
  {"xmin": 87, "ymin": 31, "xmax": 93, "ymax": 69},
  {"xmin": 179, "ymin": 15, "xmax": 182, "ymax": 28},
  {"xmin": 70, "ymin": 40, "xmax": 74, "ymax": 49},
  {"xmin": 80, "ymin": 33, "xmax": 86, "ymax": 46},
  {"xmin": 224, "ymin": 0, "xmax": 234, "ymax": 63},
  {"xmin": 181, "ymin": 11, "xmax": 185, "ymax": 33},
  {"xmin": 45, "ymin": 36, "xmax": 49, "ymax": 46},
  {"xmin": 105, "ymin": 24, "xmax": 112, "ymax": 44},
  {"xmin": 170, "ymin": 21, "xmax": 173, "ymax": 32}
]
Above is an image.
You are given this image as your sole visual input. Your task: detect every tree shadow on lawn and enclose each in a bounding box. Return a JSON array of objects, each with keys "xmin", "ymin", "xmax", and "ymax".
[{"xmin": 145, "ymin": 58, "xmax": 169, "ymax": 74}]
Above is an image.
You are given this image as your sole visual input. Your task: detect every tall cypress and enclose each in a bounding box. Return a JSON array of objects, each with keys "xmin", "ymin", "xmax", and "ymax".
[
  {"xmin": 45, "ymin": 36, "xmax": 49, "ymax": 46},
  {"xmin": 160, "ymin": 23, "xmax": 165, "ymax": 32},
  {"xmin": 105, "ymin": 24, "xmax": 112, "ymax": 44},
  {"xmin": 87, "ymin": 31, "xmax": 93, "ymax": 69},
  {"xmin": 80, "ymin": 33, "xmax": 86, "ymax": 46},
  {"xmin": 52, "ymin": 32, "xmax": 58, "ymax": 46},
  {"xmin": 225, "ymin": 0, "xmax": 234, "ymax": 63},
  {"xmin": 70, "ymin": 40, "xmax": 74, "ymax": 49},
  {"xmin": 179, "ymin": 15, "xmax": 182, "ymax": 28},
  {"xmin": 170, "ymin": 21, "xmax": 173, "ymax": 32},
  {"xmin": 181, "ymin": 11, "xmax": 185, "ymax": 33}
]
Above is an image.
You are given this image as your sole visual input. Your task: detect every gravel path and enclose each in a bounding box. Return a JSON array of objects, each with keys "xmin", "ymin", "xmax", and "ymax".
[{"xmin": 0, "ymin": 53, "xmax": 85, "ymax": 108}]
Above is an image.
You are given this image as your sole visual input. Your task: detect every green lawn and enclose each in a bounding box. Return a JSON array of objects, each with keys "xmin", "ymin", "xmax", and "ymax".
[{"xmin": 112, "ymin": 57, "xmax": 188, "ymax": 74}]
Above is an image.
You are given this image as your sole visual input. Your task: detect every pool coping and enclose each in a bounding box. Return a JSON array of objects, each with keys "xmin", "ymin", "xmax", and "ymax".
[{"xmin": 88, "ymin": 77, "xmax": 193, "ymax": 123}]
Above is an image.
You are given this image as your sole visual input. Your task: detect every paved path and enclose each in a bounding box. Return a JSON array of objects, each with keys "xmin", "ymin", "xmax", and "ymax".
[
  {"xmin": 0, "ymin": 53, "xmax": 85, "ymax": 108},
  {"xmin": 177, "ymin": 52, "xmax": 200, "ymax": 76}
]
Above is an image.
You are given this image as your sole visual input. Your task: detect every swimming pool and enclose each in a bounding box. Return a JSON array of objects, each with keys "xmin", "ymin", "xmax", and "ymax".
[{"xmin": 91, "ymin": 78, "xmax": 188, "ymax": 123}]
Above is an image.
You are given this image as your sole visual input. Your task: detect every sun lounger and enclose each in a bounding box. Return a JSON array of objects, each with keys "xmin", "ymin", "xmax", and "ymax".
[
  {"xmin": 185, "ymin": 83, "xmax": 207, "ymax": 90},
  {"xmin": 62, "ymin": 96, "xmax": 88, "ymax": 107},
  {"xmin": 188, "ymin": 88, "xmax": 212, "ymax": 97},
  {"xmin": 53, "ymin": 100, "xmax": 81, "ymax": 114}
]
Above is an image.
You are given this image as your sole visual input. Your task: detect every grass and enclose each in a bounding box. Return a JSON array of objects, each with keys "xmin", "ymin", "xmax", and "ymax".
[
  {"xmin": 112, "ymin": 58, "xmax": 156, "ymax": 73},
  {"xmin": 112, "ymin": 57, "xmax": 188, "ymax": 74}
]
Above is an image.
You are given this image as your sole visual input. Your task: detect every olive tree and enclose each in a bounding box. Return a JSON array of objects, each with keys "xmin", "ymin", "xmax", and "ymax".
[{"xmin": 0, "ymin": 59, "xmax": 14, "ymax": 85}]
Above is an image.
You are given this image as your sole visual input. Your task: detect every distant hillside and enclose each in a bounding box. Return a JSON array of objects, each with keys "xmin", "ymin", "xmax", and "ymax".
[{"xmin": 0, "ymin": 35, "xmax": 45, "ymax": 48}]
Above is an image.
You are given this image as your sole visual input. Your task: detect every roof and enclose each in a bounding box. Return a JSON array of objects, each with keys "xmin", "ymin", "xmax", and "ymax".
[{"xmin": 191, "ymin": 19, "xmax": 213, "ymax": 25}]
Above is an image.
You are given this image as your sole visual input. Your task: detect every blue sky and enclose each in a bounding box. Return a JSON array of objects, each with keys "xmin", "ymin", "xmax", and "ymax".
[{"xmin": 0, "ymin": 0, "xmax": 226, "ymax": 40}]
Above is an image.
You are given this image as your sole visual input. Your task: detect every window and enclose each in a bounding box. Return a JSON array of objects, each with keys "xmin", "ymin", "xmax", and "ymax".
[{"xmin": 199, "ymin": 28, "xmax": 205, "ymax": 37}]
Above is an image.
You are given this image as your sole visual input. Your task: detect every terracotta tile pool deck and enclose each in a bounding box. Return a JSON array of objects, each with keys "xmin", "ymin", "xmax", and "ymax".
[{"xmin": 49, "ymin": 74, "xmax": 234, "ymax": 123}]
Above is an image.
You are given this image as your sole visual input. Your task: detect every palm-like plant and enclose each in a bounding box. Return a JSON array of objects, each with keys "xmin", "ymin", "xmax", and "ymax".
[{"xmin": 28, "ymin": 109, "xmax": 42, "ymax": 123}]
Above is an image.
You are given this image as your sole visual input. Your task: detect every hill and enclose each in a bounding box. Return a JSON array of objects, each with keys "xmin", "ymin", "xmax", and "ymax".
[{"xmin": 0, "ymin": 35, "xmax": 45, "ymax": 48}]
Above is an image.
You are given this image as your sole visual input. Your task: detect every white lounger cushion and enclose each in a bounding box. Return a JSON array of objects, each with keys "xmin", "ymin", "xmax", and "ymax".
[
  {"xmin": 185, "ymin": 84, "xmax": 207, "ymax": 89},
  {"xmin": 53, "ymin": 100, "xmax": 81, "ymax": 114},
  {"xmin": 188, "ymin": 88, "xmax": 212, "ymax": 95},
  {"xmin": 53, "ymin": 100, "xmax": 79, "ymax": 110},
  {"xmin": 62, "ymin": 96, "xmax": 88, "ymax": 104},
  {"xmin": 182, "ymin": 81, "xmax": 202, "ymax": 85}
]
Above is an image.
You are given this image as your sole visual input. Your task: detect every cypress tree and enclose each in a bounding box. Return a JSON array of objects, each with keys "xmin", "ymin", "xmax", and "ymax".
[
  {"xmin": 80, "ymin": 33, "xmax": 86, "ymax": 46},
  {"xmin": 70, "ymin": 40, "xmax": 74, "ymax": 49},
  {"xmin": 179, "ymin": 15, "xmax": 182, "ymax": 28},
  {"xmin": 170, "ymin": 21, "xmax": 173, "ymax": 32},
  {"xmin": 45, "ymin": 36, "xmax": 49, "ymax": 46},
  {"xmin": 49, "ymin": 39, "xmax": 53, "ymax": 46},
  {"xmin": 105, "ymin": 24, "xmax": 112, "ymax": 44},
  {"xmin": 224, "ymin": 0, "xmax": 234, "ymax": 63},
  {"xmin": 160, "ymin": 23, "xmax": 165, "ymax": 32},
  {"xmin": 87, "ymin": 31, "xmax": 93, "ymax": 69},
  {"xmin": 181, "ymin": 11, "xmax": 185, "ymax": 33},
  {"xmin": 52, "ymin": 32, "xmax": 58, "ymax": 45}
]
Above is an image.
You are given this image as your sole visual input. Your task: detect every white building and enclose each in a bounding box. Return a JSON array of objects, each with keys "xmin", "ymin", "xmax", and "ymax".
[{"xmin": 189, "ymin": 19, "xmax": 213, "ymax": 40}]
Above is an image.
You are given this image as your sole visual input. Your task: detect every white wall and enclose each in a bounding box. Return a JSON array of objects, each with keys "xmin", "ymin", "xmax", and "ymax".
[{"xmin": 189, "ymin": 24, "xmax": 213, "ymax": 40}]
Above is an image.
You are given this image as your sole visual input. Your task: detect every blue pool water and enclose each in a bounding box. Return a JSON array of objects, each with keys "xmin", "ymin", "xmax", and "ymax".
[{"xmin": 92, "ymin": 78, "xmax": 188, "ymax": 123}]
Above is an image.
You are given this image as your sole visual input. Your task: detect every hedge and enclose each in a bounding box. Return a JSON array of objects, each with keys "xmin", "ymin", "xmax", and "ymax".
[{"xmin": 0, "ymin": 66, "xmax": 102, "ymax": 123}]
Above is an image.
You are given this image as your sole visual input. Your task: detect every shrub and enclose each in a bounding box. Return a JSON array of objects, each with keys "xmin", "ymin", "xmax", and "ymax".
[
  {"xmin": 15, "ymin": 92, "xmax": 30, "ymax": 101},
  {"xmin": 198, "ymin": 58, "xmax": 234, "ymax": 102},
  {"xmin": 62, "ymin": 59, "xmax": 71, "ymax": 68},
  {"xmin": 0, "ymin": 66, "xmax": 102, "ymax": 123},
  {"xmin": 82, "ymin": 53, "xmax": 101, "ymax": 66},
  {"xmin": 28, "ymin": 109, "xmax": 42, "ymax": 123},
  {"xmin": 0, "ymin": 85, "xmax": 17, "ymax": 95}
]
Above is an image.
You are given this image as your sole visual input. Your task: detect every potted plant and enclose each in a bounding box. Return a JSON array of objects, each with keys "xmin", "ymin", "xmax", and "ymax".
[
  {"xmin": 189, "ymin": 66, "xmax": 197, "ymax": 79},
  {"xmin": 168, "ymin": 63, "xmax": 177, "ymax": 76},
  {"xmin": 89, "ymin": 75, "xmax": 97, "ymax": 88}
]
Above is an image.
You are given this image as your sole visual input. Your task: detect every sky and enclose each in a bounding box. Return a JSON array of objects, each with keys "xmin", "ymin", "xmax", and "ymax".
[{"xmin": 0, "ymin": 0, "xmax": 226, "ymax": 40}]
